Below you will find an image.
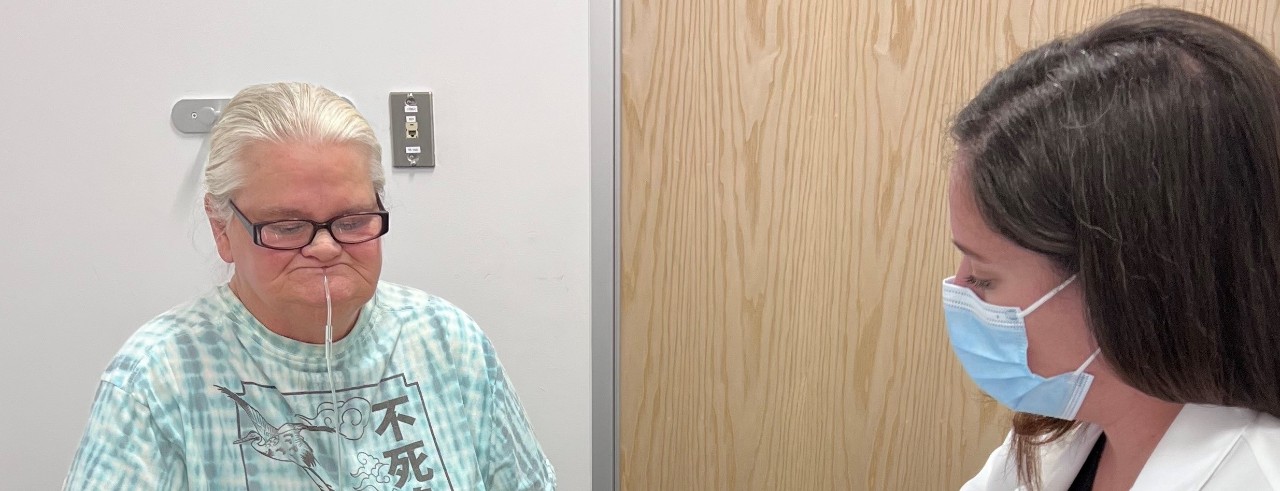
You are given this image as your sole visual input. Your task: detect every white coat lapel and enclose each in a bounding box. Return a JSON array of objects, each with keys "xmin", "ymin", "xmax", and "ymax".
[
  {"xmin": 1130, "ymin": 405, "xmax": 1254, "ymax": 490},
  {"xmin": 1038, "ymin": 424, "xmax": 1104, "ymax": 491}
]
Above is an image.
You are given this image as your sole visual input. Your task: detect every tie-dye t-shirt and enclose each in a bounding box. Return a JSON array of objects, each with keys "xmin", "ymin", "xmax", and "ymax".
[{"xmin": 65, "ymin": 281, "xmax": 556, "ymax": 490}]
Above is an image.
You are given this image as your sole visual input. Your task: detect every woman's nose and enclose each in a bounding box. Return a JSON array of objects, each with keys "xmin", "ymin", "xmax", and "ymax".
[{"xmin": 301, "ymin": 229, "xmax": 342, "ymax": 260}]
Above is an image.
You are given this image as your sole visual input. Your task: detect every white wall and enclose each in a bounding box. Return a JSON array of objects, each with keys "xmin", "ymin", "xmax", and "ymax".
[{"xmin": 0, "ymin": 2, "xmax": 591, "ymax": 489}]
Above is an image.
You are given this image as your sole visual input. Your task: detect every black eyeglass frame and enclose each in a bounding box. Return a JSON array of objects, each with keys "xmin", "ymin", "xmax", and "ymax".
[{"xmin": 227, "ymin": 197, "xmax": 390, "ymax": 251}]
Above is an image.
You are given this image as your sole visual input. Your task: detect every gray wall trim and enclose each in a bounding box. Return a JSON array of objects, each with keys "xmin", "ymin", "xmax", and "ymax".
[{"xmin": 589, "ymin": 0, "xmax": 619, "ymax": 488}]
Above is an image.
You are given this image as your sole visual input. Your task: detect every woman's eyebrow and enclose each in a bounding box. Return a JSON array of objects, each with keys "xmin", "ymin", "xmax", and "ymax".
[
  {"xmin": 256, "ymin": 204, "xmax": 378, "ymax": 220},
  {"xmin": 952, "ymin": 240, "xmax": 988, "ymax": 262}
]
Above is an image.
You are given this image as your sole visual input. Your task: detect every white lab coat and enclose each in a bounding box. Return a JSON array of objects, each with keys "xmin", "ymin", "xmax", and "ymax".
[{"xmin": 962, "ymin": 404, "xmax": 1280, "ymax": 490}]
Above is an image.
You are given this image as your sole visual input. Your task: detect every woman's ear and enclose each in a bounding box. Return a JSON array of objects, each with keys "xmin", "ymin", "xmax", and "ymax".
[{"xmin": 205, "ymin": 195, "xmax": 235, "ymax": 264}]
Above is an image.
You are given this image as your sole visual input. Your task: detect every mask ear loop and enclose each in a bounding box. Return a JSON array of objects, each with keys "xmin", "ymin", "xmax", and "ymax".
[
  {"xmin": 1074, "ymin": 348, "xmax": 1102, "ymax": 375},
  {"xmin": 1018, "ymin": 274, "xmax": 1078, "ymax": 318},
  {"xmin": 323, "ymin": 274, "xmax": 344, "ymax": 489}
]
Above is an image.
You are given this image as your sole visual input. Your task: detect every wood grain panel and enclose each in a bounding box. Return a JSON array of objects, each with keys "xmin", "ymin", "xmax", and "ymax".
[{"xmin": 619, "ymin": 1, "xmax": 1279, "ymax": 489}]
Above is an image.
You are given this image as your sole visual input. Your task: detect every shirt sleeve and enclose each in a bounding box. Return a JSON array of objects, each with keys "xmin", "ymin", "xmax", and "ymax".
[
  {"xmin": 476, "ymin": 337, "xmax": 558, "ymax": 491},
  {"xmin": 64, "ymin": 381, "xmax": 187, "ymax": 490}
]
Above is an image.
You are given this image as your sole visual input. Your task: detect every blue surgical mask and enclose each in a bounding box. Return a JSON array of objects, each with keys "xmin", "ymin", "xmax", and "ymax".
[{"xmin": 942, "ymin": 275, "xmax": 1101, "ymax": 420}]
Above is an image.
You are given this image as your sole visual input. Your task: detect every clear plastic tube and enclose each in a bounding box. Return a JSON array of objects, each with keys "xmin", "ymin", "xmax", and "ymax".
[{"xmin": 322, "ymin": 274, "xmax": 343, "ymax": 489}]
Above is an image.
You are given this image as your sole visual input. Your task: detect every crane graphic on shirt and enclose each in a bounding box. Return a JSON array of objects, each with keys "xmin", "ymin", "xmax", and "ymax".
[
  {"xmin": 216, "ymin": 375, "xmax": 454, "ymax": 491},
  {"xmin": 216, "ymin": 385, "xmax": 339, "ymax": 490}
]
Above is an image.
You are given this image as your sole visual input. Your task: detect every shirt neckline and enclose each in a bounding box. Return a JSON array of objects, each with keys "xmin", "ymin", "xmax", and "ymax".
[{"xmin": 216, "ymin": 283, "xmax": 380, "ymax": 372}]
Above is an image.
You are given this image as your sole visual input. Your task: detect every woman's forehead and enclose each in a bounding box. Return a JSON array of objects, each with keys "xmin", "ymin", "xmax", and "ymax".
[{"xmin": 948, "ymin": 169, "xmax": 1032, "ymax": 264}]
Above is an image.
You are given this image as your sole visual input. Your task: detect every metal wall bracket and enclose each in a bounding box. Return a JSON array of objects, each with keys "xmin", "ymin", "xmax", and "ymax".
[{"xmin": 171, "ymin": 98, "xmax": 229, "ymax": 134}]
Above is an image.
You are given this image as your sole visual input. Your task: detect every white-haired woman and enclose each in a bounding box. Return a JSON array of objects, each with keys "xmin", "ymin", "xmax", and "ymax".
[{"xmin": 66, "ymin": 82, "xmax": 555, "ymax": 490}]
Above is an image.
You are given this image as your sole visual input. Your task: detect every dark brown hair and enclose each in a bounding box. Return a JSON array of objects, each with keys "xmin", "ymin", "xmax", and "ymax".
[{"xmin": 951, "ymin": 7, "xmax": 1280, "ymax": 488}]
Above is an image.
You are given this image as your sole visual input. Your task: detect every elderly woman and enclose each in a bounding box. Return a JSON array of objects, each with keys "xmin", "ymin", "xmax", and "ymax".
[
  {"xmin": 65, "ymin": 82, "xmax": 555, "ymax": 490},
  {"xmin": 945, "ymin": 7, "xmax": 1280, "ymax": 490}
]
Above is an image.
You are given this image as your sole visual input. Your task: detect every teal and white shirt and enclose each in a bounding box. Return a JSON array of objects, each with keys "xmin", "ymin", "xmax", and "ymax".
[{"xmin": 65, "ymin": 282, "xmax": 556, "ymax": 490}]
